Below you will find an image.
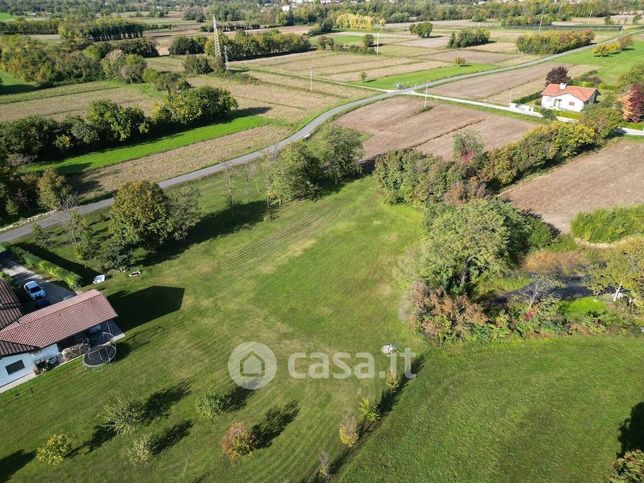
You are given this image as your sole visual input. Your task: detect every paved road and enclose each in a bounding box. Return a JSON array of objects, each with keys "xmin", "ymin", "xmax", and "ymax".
[{"xmin": 0, "ymin": 29, "xmax": 640, "ymax": 243}]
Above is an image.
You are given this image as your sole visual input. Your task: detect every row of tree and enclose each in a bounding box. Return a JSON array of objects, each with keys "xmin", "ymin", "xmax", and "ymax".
[
  {"xmin": 0, "ymin": 18, "xmax": 60, "ymax": 34},
  {"xmin": 58, "ymin": 18, "xmax": 145, "ymax": 44},
  {"xmin": 0, "ymin": 85, "xmax": 236, "ymax": 162},
  {"xmin": 516, "ymin": 30, "xmax": 595, "ymax": 54}
]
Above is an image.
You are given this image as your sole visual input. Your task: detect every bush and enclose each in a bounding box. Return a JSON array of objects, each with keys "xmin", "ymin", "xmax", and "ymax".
[
  {"xmin": 526, "ymin": 216, "xmax": 555, "ymax": 249},
  {"xmin": 195, "ymin": 392, "xmax": 228, "ymax": 419},
  {"xmin": 611, "ymin": 449, "xmax": 644, "ymax": 482},
  {"xmin": 154, "ymin": 86, "xmax": 237, "ymax": 126},
  {"xmin": 129, "ymin": 434, "xmax": 154, "ymax": 465},
  {"xmin": 222, "ymin": 422, "xmax": 256, "ymax": 460},
  {"xmin": 10, "ymin": 246, "xmax": 82, "ymax": 288},
  {"xmin": 358, "ymin": 398, "xmax": 379, "ymax": 423},
  {"xmin": 36, "ymin": 434, "xmax": 72, "ymax": 465},
  {"xmin": 571, "ymin": 205, "xmax": 644, "ymax": 243},
  {"xmin": 102, "ymin": 396, "xmax": 144, "ymax": 435},
  {"xmin": 447, "ymin": 28, "xmax": 489, "ymax": 48},
  {"xmin": 183, "ymin": 55, "xmax": 213, "ymax": 74},
  {"xmin": 339, "ymin": 414, "xmax": 359, "ymax": 447},
  {"xmin": 410, "ymin": 22, "xmax": 433, "ymax": 38}
]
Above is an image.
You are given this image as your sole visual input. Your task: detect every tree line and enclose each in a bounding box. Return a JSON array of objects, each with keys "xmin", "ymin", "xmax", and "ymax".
[
  {"xmin": 516, "ymin": 30, "xmax": 595, "ymax": 54},
  {"xmin": 447, "ymin": 28, "xmax": 490, "ymax": 49},
  {"xmin": 168, "ymin": 30, "xmax": 311, "ymax": 61},
  {"xmin": 0, "ymin": 35, "xmax": 158, "ymax": 85}
]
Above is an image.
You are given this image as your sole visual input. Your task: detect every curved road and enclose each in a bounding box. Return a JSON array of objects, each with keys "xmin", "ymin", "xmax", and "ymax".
[{"xmin": 1, "ymin": 29, "xmax": 640, "ymax": 242}]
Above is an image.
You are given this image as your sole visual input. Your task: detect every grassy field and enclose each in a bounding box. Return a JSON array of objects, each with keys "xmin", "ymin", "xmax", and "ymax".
[
  {"xmin": 0, "ymin": 11, "xmax": 16, "ymax": 20},
  {"xmin": 0, "ymin": 70, "xmax": 38, "ymax": 95},
  {"xmin": 340, "ymin": 336, "xmax": 644, "ymax": 481},
  {"xmin": 360, "ymin": 63, "xmax": 495, "ymax": 89},
  {"xmin": 24, "ymin": 114, "xmax": 271, "ymax": 175},
  {"xmin": 556, "ymin": 40, "xmax": 644, "ymax": 84},
  {"xmin": 0, "ymin": 174, "xmax": 424, "ymax": 481}
]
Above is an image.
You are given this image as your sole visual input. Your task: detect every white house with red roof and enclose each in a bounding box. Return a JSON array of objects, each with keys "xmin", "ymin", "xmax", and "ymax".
[
  {"xmin": 541, "ymin": 83, "xmax": 599, "ymax": 112},
  {"xmin": 0, "ymin": 282, "xmax": 118, "ymax": 388}
]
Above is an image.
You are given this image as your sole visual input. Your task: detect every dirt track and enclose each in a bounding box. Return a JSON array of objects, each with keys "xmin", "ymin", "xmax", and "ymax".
[
  {"xmin": 504, "ymin": 140, "xmax": 644, "ymax": 232},
  {"xmin": 336, "ymin": 97, "xmax": 534, "ymax": 160}
]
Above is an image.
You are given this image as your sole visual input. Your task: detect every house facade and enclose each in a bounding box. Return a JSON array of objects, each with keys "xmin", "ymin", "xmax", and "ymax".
[
  {"xmin": 0, "ymin": 282, "xmax": 118, "ymax": 388},
  {"xmin": 541, "ymin": 83, "xmax": 599, "ymax": 112}
]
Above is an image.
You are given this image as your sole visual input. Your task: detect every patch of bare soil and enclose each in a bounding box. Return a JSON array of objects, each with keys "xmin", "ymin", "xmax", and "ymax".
[
  {"xmin": 430, "ymin": 62, "xmax": 595, "ymax": 101},
  {"xmin": 74, "ymin": 125, "xmax": 291, "ymax": 199},
  {"xmin": 335, "ymin": 96, "xmax": 534, "ymax": 160},
  {"xmin": 504, "ymin": 140, "xmax": 644, "ymax": 233}
]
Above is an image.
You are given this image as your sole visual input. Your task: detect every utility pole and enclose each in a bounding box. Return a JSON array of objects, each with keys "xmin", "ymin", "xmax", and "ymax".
[
  {"xmin": 224, "ymin": 45, "xmax": 229, "ymax": 71},
  {"xmin": 538, "ymin": 14, "xmax": 544, "ymax": 33},
  {"xmin": 376, "ymin": 24, "xmax": 380, "ymax": 55},
  {"xmin": 212, "ymin": 15, "xmax": 222, "ymax": 58}
]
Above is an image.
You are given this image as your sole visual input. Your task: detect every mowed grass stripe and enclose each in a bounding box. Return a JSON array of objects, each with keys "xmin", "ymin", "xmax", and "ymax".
[
  {"xmin": 360, "ymin": 63, "xmax": 496, "ymax": 89},
  {"xmin": 24, "ymin": 114, "xmax": 271, "ymax": 175}
]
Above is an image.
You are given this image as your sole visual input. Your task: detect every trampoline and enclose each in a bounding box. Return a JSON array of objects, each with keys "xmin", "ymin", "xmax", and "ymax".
[{"xmin": 82, "ymin": 333, "xmax": 117, "ymax": 371}]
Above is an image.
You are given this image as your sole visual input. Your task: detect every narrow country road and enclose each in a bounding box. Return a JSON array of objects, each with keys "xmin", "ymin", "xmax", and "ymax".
[{"xmin": 0, "ymin": 29, "xmax": 640, "ymax": 243}]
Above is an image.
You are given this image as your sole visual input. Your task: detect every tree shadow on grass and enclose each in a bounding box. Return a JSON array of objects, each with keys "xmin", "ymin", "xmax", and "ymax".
[
  {"xmin": 0, "ymin": 449, "xmax": 35, "ymax": 480},
  {"xmin": 83, "ymin": 423, "xmax": 117, "ymax": 454},
  {"xmin": 143, "ymin": 381, "xmax": 191, "ymax": 423},
  {"xmin": 252, "ymin": 401, "xmax": 300, "ymax": 449},
  {"xmin": 142, "ymin": 200, "xmax": 267, "ymax": 267},
  {"xmin": 618, "ymin": 401, "xmax": 644, "ymax": 454},
  {"xmin": 153, "ymin": 420, "xmax": 193, "ymax": 455},
  {"xmin": 223, "ymin": 386, "xmax": 253, "ymax": 412}
]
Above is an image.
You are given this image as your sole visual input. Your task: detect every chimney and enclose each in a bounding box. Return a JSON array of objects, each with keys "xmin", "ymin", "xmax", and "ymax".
[{"xmin": 559, "ymin": 83, "xmax": 567, "ymax": 90}]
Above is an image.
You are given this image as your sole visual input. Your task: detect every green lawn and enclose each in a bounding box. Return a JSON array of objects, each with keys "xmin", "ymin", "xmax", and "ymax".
[
  {"xmin": 556, "ymin": 40, "xmax": 644, "ymax": 84},
  {"xmin": 24, "ymin": 114, "xmax": 271, "ymax": 175},
  {"xmin": 0, "ymin": 11, "xmax": 16, "ymax": 20},
  {"xmin": 0, "ymin": 70, "xmax": 39, "ymax": 95},
  {"xmin": 327, "ymin": 34, "xmax": 365, "ymax": 44},
  {"xmin": 0, "ymin": 174, "xmax": 425, "ymax": 481},
  {"xmin": 360, "ymin": 63, "xmax": 496, "ymax": 90},
  {"xmin": 340, "ymin": 336, "xmax": 644, "ymax": 481}
]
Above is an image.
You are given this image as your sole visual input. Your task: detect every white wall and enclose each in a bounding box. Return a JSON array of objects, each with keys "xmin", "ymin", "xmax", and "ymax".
[
  {"xmin": 541, "ymin": 93, "xmax": 586, "ymax": 112},
  {"xmin": 0, "ymin": 344, "xmax": 59, "ymax": 388}
]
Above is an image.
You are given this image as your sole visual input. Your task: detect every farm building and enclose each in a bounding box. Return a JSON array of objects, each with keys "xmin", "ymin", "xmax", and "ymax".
[
  {"xmin": 540, "ymin": 83, "xmax": 598, "ymax": 112},
  {"xmin": 0, "ymin": 283, "xmax": 118, "ymax": 388}
]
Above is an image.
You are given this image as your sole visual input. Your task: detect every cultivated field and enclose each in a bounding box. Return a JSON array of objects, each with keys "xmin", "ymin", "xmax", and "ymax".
[
  {"xmin": 430, "ymin": 62, "xmax": 597, "ymax": 104},
  {"xmin": 336, "ymin": 97, "xmax": 535, "ymax": 160},
  {"xmin": 0, "ymin": 82, "xmax": 158, "ymax": 122},
  {"xmin": 504, "ymin": 140, "xmax": 644, "ymax": 232},
  {"xmin": 72, "ymin": 124, "xmax": 291, "ymax": 199},
  {"xmin": 187, "ymin": 73, "xmax": 370, "ymax": 121}
]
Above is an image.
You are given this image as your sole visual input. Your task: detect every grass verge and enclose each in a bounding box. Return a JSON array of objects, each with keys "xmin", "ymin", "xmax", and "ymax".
[
  {"xmin": 358, "ymin": 63, "xmax": 496, "ymax": 90},
  {"xmin": 24, "ymin": 114, "xmax": 271, "ymax": 175}
]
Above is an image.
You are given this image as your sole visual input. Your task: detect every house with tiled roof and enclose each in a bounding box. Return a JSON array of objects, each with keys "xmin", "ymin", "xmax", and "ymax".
[
  {"xmin": 0, "ymin": 282, "xmax": 118, "ymax": 388},
  {"xmin": 541, "ymin": 83, "xmax": 599, "ymax": 112}
]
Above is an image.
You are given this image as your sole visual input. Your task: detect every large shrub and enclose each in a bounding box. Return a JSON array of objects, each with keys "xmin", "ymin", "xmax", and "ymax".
[
  {"xmin": 102, "ymin": 396, "xmax": 144, "ymax": 435},
  {"xmin": 222, "ymin": 422, "xmax": 256, "ymax": 460},
  {"xmin": 36, "ymin": 434, "xmax": 72, "ymax": 466},
  {"xmin": 154, "ymin": 86, "xmax": 237, "ymax": 126},
  {"xmin": 10, "ymin": 246, "xmax": 82, "ymax": 288},
  {"xmin": 447, "ymin": 28, "xmax": 490, "ymax": 48},
  {"xmin": 516, "ymin": 30, "xmax": 594, "ymax": 54},
  {"xmin": 268, "ymin": 141, "xmax": 322, "ymax": 202}
]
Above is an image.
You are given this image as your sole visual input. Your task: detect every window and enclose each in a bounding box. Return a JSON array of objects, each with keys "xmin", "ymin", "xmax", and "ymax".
[
  {"xmin": 569, "ymin": 101, "xmax": 575, "ymax": 106},
  {"xmin": 5, "ymin": 360, "xmax": 25, "ymax": 375}
]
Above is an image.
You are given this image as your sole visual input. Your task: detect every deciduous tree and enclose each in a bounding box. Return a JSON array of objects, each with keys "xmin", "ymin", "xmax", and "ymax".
[
  {"xmin": 268, "ymin": 141, "xmax": 321, "ymax": 202},
  {"xmin": 318, "ymin": 125, "xmax": 363, "ymax": 184}
]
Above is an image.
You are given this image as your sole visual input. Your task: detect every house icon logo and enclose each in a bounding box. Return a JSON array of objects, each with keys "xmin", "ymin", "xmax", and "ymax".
[{"xmin": 228, "ymin": 342, "xmax": 276, "ymax": 390}]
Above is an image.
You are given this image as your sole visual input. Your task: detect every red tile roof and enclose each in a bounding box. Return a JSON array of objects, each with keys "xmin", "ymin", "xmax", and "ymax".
[
  {"xmin": 0, "ymin": 290, "xmax": 117, "ymax": 350},
  {"xmin": 0, "ymin": 280, "xmax": 22, "ymax": 331},
  {"xmin": 541, "ymin": 83, "xmax": 598, "ymax": 102}
]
